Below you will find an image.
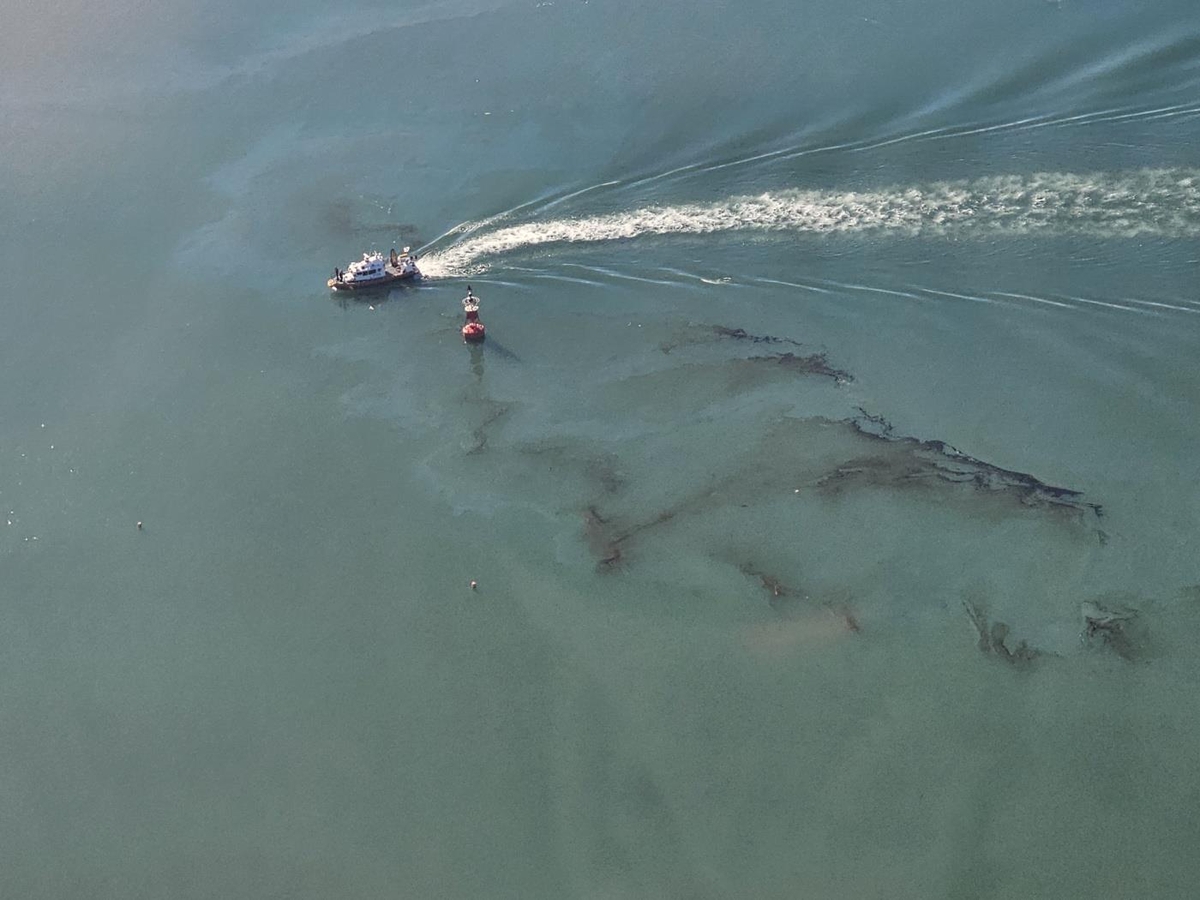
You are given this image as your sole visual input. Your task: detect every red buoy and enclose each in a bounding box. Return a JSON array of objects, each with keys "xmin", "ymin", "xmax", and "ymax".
[{"xmin": 461, "ymin": 286, "xmax": 486, "ymax": 343}]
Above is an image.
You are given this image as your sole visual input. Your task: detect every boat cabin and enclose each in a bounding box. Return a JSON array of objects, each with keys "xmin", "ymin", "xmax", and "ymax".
[{"xmin": 345, "ymin": 252, "xmax": 387, "ymax": 282}]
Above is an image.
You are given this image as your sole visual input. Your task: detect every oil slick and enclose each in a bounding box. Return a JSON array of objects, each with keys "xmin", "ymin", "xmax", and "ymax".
[
  {"xmin": 657, "ymin": 324, "xmax": 853, "ymax": 385},
  {"xmin": 578, "ymin": 408, "xmax": 1105, "ymax": 573},
  {"xmin": 821, "ymin": 409, "xmax": 1106, "ymax": 537},
  {"xmin": 750, "ymin": 351, "xmax": 852, "ymax": 384},
  {"xmin": 433, "ymin": 314, "xmax": 1180, "ymax": 675}
]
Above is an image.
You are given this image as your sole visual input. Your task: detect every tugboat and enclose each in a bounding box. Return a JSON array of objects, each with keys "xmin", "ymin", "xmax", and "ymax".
[
  {"xmin": 461, "ymin": 286, "xmax": 486, "ymax": 343},
  {"xmin": 328, "ymin": 247, "xmax": 421, "ymax": 292}
]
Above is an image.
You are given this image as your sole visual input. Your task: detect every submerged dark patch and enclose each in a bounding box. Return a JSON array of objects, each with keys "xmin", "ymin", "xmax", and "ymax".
[
  {"xmin": 740, "ymin": 564, "xmax": 861, "ymax": 631},
  {"xmin": 324, "ymin": 198, "xmax": 421, "ymax": 241},
  {"xmin": 466, "ymin": 400, "xmax": 511, "ymax": 455},
  {"xmin": 582, "ymin": 506, "xmax": 622, "ymax": 570},
  {"xmin": 962, "ymin": 599, "xmax": 1040, "ymax": 666},
  {"xmin": 741, "ymin": 564, "xmax": 793, "ymax": 601},
  {"xmin": 1081, "ymin": 597, "xmax": 1145, "ymax": 661},
  {"xmin": 582, "ymin": 504, "xmax": 677, "ymax": 571}
]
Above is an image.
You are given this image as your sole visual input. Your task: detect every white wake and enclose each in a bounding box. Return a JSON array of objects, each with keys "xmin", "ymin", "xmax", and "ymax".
[{"xmin": 419, "ymin": 168, "xmax": 1200, "ymax": 277}]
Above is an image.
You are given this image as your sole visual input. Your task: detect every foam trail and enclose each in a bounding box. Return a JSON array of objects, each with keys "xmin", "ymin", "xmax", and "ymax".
[{"xmin": 420, "ymin": 168, "xmax": 1200, "ymax": 277}]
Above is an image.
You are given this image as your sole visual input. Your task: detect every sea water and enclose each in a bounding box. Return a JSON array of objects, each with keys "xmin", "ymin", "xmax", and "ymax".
[{"xmin": 3, "ymin": 0, "xmax": 1200, "ymax": 896}]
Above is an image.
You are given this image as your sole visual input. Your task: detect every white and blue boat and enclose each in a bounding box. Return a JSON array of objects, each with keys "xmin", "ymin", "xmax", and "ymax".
[{"xmin": 328, "ymin": 247, "xmax": 421, "ymax": 291}]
